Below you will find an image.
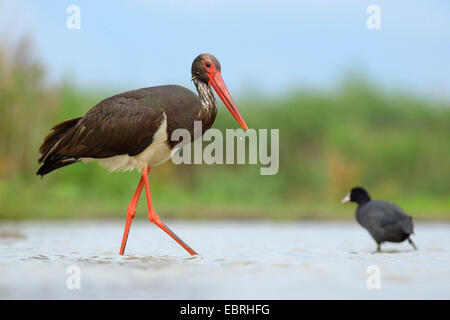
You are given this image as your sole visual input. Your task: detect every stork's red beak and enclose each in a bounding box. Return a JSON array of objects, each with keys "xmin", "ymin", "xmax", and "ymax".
[{"xmin": 209, "ymin": 72, "xmax": 248, "ymax": 131}]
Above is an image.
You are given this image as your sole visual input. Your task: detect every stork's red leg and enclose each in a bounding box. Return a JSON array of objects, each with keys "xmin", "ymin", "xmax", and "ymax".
[
  {"xmin": 141, "ymin": 168, "xmax": 198, "ymax": 256},
  {"xmin": 119, "ymin": 168, "xmax": 150, "ymax": 255}
]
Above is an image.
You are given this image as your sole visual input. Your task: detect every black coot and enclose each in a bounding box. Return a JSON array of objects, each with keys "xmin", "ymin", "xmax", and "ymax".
[{"xmin": 342, "ymin": 187, "xmax": 417, "ymax": 252}]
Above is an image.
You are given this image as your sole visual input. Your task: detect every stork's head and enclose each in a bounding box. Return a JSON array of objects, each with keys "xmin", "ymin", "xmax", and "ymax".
[{"xmin": 192, "ymin": 53, "xmax": 248, "ymax": 131}]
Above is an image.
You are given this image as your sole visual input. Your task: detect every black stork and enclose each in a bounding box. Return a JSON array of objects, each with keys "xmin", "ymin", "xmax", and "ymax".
[{"xmin": 36, "ymin": 53, "xmax": 248, "ymax": 256}]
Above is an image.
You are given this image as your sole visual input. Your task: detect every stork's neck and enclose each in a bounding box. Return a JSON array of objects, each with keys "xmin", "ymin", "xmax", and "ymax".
[{"xmin": 193, "ymin": 77, "xmax": 217, "ymax": 113}]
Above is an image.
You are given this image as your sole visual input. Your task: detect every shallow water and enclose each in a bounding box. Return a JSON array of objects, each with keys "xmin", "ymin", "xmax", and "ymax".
[{"xmin": 0, "ymin": 220, "xmax": 449, "ymax": 299}]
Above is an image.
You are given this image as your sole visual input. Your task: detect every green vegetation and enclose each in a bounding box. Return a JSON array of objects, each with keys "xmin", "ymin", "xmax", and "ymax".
[{"xmin": 0, "ymin": 43, "xmax": 449, "ymax": 220}]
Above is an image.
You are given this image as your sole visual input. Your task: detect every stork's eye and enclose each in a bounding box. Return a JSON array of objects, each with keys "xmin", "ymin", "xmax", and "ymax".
[{"xmin": 203, "ymin": 60, "xmax": 215, "ymax": 74}]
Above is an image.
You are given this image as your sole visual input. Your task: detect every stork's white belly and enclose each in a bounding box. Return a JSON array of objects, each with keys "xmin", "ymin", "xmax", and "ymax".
[{"xmin": 81, "ymin": 113, "xmax": 172, "ymax": 172}]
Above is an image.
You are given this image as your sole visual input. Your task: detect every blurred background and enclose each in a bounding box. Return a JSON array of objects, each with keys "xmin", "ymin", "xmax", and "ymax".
[{"xmin": 0, "ymin": 0, "xmax": 449, "ymax": 220}]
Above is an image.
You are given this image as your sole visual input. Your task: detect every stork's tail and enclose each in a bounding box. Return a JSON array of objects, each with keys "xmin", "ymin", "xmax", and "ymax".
[{"xmin": 36, "ymin": 117, "xmax": 81, "ymax": 177}]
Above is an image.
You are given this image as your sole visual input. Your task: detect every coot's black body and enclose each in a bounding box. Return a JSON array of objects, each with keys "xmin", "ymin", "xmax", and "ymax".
[{"xmin": 342, "ymin": 187, "xmax": 417, "ymax": 251}]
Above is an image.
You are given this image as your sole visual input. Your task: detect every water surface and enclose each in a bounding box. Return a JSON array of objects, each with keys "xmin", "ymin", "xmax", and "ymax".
[{"xmin": 0, "ymin": 220, "xmax": 449, "ymax": 299}]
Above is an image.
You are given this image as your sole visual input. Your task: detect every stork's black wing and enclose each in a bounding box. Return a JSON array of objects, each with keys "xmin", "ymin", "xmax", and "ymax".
[{"xmin": 37, "ymin": 85, "xmax": 200, "ymax": 176}]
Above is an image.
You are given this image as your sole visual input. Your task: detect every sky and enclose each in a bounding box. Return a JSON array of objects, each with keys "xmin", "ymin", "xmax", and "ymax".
[{"xmin": 1, "ymin": 0, "xmax": 449, "ymax": 98}]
